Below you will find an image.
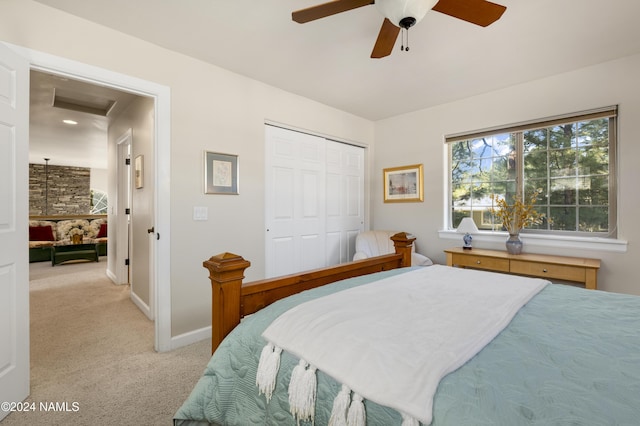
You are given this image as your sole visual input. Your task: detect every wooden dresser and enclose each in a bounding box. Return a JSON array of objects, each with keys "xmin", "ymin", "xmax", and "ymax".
[{"xmin": 444, "ymin": 247, "xmax": 601, "ymax": 290}]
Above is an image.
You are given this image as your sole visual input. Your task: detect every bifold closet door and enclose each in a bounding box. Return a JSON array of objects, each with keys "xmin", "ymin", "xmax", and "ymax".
[
  {"xmin": 265, "ymin": 125, "xmax": 364, "ymax": 278},
  {"xmin": 265, "ymin": 125, "xmax": 326, "ymax": 278},
  {"xmin": 325, "ymin": 140, "xmax": 365, "ymax": 265}
]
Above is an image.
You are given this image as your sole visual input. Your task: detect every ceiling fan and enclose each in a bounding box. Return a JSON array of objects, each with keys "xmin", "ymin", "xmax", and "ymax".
[{"xmin": 292, "ymin": 0, "xmax": 506, "ymax": 58}]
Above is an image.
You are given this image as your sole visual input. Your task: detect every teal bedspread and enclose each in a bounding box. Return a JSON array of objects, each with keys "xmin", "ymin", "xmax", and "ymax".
[{"xmin": 174, "ymin": 267, "xmax": 640, "ymax": 426}]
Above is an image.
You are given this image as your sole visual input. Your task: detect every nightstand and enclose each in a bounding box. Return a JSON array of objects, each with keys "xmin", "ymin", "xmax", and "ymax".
[{"xmin": 444, "ymin": 247, "xmax": 601, "ymax": 290}]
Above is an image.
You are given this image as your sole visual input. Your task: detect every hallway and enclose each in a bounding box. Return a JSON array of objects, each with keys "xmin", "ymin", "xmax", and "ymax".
[{"xmin": 1, "ymin": 261, "xmax": 209, "ymax": 425}]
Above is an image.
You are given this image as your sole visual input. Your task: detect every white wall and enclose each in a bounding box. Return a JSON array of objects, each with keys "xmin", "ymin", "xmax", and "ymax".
[
  {"xmin": 90, "ymin": 168, "xmax": 107, "ymax": 193},
  {"xmin": 0, "ymin": 0, "xmax": 375, "ymax": 337},
  {"xmin": 373, "ymin": 53, "xmax": 640, "ymax": 296}
]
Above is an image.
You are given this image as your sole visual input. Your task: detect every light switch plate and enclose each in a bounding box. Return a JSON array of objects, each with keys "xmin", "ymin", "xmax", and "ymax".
[{"xmin": 193, "ymin": 206, "xmax": 208, "ymax": 221}]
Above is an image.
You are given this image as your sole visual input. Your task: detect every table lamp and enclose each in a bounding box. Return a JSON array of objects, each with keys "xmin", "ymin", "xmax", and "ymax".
[{"xmin": 457, "ymin": 217, "xmax": 479, "ymax": 250}]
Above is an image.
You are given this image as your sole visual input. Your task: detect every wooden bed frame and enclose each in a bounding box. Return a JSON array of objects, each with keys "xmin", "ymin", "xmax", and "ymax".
[{"xmin": 203, "ymin": 232, "xmax": 416, "ymax": 353}]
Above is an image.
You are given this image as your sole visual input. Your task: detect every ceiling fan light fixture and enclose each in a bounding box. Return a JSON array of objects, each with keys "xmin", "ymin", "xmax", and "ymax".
[
  {"xmin": 375, "ymin": 0, "xmax": 438, "ymax": 28},
  {"xmin": 398, "ymin": 17, "xmax": 416, "ymax": 29}
]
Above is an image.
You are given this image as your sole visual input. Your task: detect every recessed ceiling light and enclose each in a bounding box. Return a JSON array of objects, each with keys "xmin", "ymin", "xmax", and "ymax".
[{"xmin": 63, "ymin": 119, "xmax": 78, "ymax": 125}]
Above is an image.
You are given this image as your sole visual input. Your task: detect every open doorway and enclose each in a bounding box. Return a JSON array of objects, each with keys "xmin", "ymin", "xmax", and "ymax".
[
  {"xmin": 29, "ymin": 69, "xmax": 154, "ymax": 319},
  {"xmin": 21, "ymin": 43, "xmax": 170, "ymax": 343},
  {"xmin": 1, "ymin": 43, "xmax": 172, "ymax": 411},
  {"xmin": 16, "ymin": 44, "xmax": 173, "ymax": 352},
  {"xmin": 24, "ymin": 68, "xmax": 160, "ymax": 419}
]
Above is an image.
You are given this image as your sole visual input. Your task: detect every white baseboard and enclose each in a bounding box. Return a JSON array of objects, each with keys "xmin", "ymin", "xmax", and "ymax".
[
  {"xmin": 170, "ymin": 326, "xmax": 212, "ymax": 351},
  {"xmin": 105, "ymin": 268, "xmax": 117, "ymax": 283},
  {"xmin": 130, "ymin": 290, "xmax": 153, "ymax": 320}
]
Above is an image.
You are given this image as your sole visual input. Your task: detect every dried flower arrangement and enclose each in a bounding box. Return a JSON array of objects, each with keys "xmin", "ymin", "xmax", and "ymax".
[
  {"xmin": 68, "ymin": 228, "xmax": 85, "ymax": 236},
  {"xmin": 490, "ymin": 189, "xmax": 544, "ymax": 235}
]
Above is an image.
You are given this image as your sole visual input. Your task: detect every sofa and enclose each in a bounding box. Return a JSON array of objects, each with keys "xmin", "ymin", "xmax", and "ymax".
[
  {"xmin": 352, "ymin": 230, "xmax": 433, "ymax": 266},
  {"xmin": 29, "ymin": 216, "xmax": 108, "ymax": 263}
]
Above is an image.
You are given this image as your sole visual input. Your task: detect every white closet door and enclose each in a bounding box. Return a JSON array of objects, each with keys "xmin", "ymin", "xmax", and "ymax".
[
  {"xmin": 265, "ymin": 125, "xmax": 326, "ymax": 278},
  {"xmin": 325, "ymin": 140, "xmax": 365, "ymax": 265},
  {"xmin": 265, "ymin": 126, "xmax": 365, "ymax": 278}
]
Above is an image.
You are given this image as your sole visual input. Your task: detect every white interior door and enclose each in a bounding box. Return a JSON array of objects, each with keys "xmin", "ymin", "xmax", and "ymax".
[
  {"xmin": 265, "ymin": 125, "xmax": 326, "ymax": 278},
  {"xmin": 0, "ymin": 43, "xmax": 30, "ymax": 420}
]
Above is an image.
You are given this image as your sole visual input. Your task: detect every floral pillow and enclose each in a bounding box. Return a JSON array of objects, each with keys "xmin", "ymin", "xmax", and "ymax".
[{"xmin": 56, "ymin": 219, "xmax": 91, "ymax": 240}]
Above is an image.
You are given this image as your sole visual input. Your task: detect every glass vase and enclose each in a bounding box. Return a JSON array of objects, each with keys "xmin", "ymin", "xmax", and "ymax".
[{"xmin": 505, "ymin": 233, "xmax": 523, "ymax": 255}]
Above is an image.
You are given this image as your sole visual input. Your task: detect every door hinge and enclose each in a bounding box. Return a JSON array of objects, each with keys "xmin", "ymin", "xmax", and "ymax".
[
  {"xmin": 125, "ymin": 258, "xmax": 129, "ymax": 266},
  {"xmin": 125, "ymin": 158, "xmax": 131, "ymax": 165},
  {"xmin": 125, "ymin": 208, "xmax": 131, "ymax": 215}
]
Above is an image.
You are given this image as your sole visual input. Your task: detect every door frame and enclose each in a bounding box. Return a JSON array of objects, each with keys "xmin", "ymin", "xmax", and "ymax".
[{"xmin": 4, "ymin": 42, "xmax": 172, "ymax": 352}]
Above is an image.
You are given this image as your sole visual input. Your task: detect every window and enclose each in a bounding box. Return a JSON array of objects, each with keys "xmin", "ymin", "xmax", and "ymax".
[
  {"xmin": 448, "ymin": 107, "xmax": 617, "ymax": 237},
  {"xmin": 91, "ymin": 189, "xmax": 108, "ymax": 215}
]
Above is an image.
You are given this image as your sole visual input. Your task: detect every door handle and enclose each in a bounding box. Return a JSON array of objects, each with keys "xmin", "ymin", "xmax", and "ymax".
[{"xmin": 148, "ymin": 226, "xmax": 159, "ymax": 240}]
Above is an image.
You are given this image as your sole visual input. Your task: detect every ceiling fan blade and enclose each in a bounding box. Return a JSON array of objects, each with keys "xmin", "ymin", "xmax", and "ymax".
[
  {"xmin": 371, "ymin": 18, "xmax": 400, "ymax": 59},
  {"xmin": 431, "ymin": 0, "xmax": 506, "ymax": 27},
  {"xmin": 292, "ymin": 0, "xmax": 374, "ymax": 24}
]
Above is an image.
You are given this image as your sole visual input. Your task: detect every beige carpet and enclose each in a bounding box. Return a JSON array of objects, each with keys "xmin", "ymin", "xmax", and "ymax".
[{"xmin": 1, "ymin": 260, "xmax": 211, "ymax": 425}]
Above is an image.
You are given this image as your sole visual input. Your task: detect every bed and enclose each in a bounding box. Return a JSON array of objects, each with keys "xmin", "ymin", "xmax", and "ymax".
[{"xmin": 174, "ymin": 233, "xmax": 640, "ymax": 425}]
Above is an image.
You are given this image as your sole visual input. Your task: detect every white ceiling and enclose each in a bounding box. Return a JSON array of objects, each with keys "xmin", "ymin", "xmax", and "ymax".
[
  {"xmin": 29, "ymin": 0, "xmax": 640, "ymax": 168},
  {"xmin": 29, "ymin": 70, "xmax": 138, "ymax": 169}
]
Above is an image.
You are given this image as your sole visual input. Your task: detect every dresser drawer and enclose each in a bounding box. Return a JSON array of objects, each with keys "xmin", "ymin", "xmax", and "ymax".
[
  {"xmin": 445, "ymin": 247, "xmax": 600, "ymax": 289},
  {"xmin": 451, "ymin": 253, "xmax": 509, "ymax": 272},
  {"xmin": 510, "ymin": 260, "xmax": 586, "ymax": 282}
]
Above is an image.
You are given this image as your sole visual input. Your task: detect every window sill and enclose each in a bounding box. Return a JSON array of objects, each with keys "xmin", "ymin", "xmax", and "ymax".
[{"xmin": 438, "ymin": 230, "xmax": 627, "ymax": 253}]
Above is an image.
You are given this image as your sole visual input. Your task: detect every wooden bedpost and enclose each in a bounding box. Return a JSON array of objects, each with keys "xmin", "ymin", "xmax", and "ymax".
[
  {"xmin": 203, "ymin": 252, "xmax": 251, "ymax": 354},
  {"xmin": 390, "ymin": 232, "xmax": 416, "ymax": 267}
]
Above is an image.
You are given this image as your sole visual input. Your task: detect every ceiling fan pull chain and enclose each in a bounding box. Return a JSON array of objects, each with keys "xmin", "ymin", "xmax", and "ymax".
[
  {"xmin": 406, "ymin": 28, "xmax": 410, "ymax": 52},
  {"xmin": 401, "ymin": 28, "xmax": 410, "ymax": 52}
]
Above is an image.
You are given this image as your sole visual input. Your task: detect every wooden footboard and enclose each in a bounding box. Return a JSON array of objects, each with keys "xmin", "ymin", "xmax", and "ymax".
[{"xmin": 203, "ymin": 232, "xmax": 416, "ymax": 353}]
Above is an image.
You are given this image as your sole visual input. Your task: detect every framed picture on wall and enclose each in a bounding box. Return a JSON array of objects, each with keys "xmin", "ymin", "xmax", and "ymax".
[
  {"xmin": 383, "ymin": 164, "xmax": 424, "ymax": 203},
  {"xmin": 134, "ymin": 155, "xmax": 144, "ymax": 189},
  {"xmin": 204, "ymin": 151, "xmax": 239, "ymax": 194}
]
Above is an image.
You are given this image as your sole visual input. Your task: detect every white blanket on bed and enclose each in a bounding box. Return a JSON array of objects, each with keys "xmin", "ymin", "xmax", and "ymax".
[{"xmin": 261, "ymin": 265, "xmax": 549, "ymax": 425}]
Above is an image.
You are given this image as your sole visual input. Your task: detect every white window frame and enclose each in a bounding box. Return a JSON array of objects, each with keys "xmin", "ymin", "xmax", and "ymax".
[{"xmin": 439, "ymin": 107, "xmax": 627, "ymax": 253}]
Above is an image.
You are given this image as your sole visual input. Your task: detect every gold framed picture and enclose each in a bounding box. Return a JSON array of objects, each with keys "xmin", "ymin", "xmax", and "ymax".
[
  {"xmin": 134, "ymin": 155, "xmax": 144, "ymax": 189},
  {"xmin": 383, "ymin": 164, "xmax": 424, "ymax": 203}
]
